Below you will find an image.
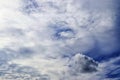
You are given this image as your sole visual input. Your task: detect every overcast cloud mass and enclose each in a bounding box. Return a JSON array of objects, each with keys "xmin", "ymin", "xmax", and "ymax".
[{"xmin": 0, "ymin": 0, "xmax": 120, "ymax": 80}]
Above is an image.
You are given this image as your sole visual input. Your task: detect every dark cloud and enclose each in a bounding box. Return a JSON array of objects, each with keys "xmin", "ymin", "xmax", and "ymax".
[{"xmin": 68, "ymin": 54, "xmax": 98, "ymax": 75}]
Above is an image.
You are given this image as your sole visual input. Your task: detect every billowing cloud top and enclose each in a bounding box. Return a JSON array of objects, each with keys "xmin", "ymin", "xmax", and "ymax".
[{"xmin": 0, "ymin": 0, "xmax": 120, "ymax": 80}]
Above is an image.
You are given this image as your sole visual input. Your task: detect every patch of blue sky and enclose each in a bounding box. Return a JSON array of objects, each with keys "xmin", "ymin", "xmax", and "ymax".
[
  {"xmin": 50, "ymin": 21, "xmax": 76, "ymax": 40},
  {"xmin": 106, "ymin": 67, "xmax": 120, "ymax": 78},
  {"xmin": 54, "ymin": 28, "xmax": 75, "ymax": 39}
]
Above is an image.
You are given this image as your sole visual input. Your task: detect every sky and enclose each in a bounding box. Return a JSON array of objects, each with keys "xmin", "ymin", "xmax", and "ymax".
[{"xmin": 0, "ymin": 0, "xmax": 120, "ymax": 80}]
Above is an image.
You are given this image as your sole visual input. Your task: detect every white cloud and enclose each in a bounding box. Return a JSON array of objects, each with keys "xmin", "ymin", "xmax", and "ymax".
[{"xmin": 0, "ymin": 0, "xmax": 119, "ymax": 80}]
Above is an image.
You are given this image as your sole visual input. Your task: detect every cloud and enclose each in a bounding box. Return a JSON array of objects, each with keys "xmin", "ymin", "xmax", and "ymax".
[
  {"xmin": 68, "ymin": 53, "xmax": 98, "ymax": 73},
  {"xmin": 0, "ymin": 0, "xmax": 119, "ymax": 80},
  {"xmin": 0, "ymin": 62, "xmax": 50, "ymax": 80},
  {"xmin": 21, "ymin": 0, "xmax": 40, "ymax": 14},
  {"xmin": 0, "ymin": 0, "xmax": 118, "ymax": 55},
  {"xmin": 10, "ymin": 53, "xmax": 99, "ymax": 80}
]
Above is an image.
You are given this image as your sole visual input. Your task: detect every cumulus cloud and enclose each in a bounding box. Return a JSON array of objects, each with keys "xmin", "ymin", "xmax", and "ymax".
[{"xmin": 0, "ymin": 0, "xmax": 119, "ymax": 80}]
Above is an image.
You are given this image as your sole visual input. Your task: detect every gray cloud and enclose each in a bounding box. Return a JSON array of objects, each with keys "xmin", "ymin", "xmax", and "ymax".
[{"xmin": 68, "ymin": 53, "xmax": 98, "ymax": 74}]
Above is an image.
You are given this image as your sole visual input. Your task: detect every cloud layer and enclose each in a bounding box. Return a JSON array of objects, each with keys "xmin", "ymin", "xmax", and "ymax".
[{"xmin": 0, "ymin": 0, "xmax": 119, "ymax": 80}]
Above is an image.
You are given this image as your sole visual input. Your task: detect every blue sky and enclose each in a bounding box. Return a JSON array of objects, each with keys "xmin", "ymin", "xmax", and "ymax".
[{"xmin": 0, "ymin": 0, "xmax": 120, "ymax": 80}]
